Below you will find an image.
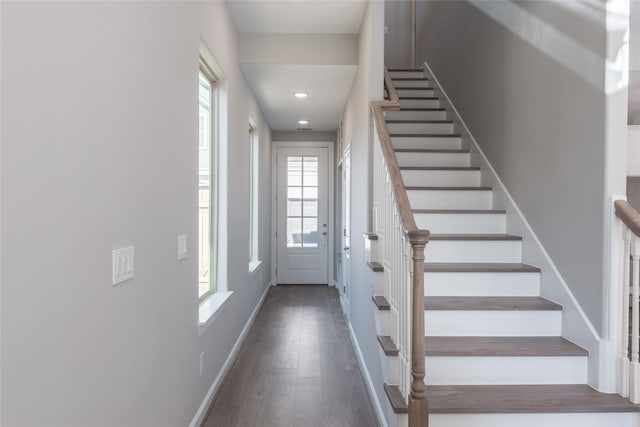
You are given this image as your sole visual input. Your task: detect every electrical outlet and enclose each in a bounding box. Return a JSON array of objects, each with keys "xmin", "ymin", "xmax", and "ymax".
[
  {"xmin": 200, "ymin": 352, "xmax": 205, "ymax": 376},
  {"xmin": 112, "ymin": 247, "xmax": 134, "ymax": 285}
]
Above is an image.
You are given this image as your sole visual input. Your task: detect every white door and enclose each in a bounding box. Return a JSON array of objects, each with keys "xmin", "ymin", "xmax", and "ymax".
[
  {"xmin": 341, "ymin": 147, "xmax": 351, "ymax": 306},
  {"xmin": 276, "ymin": 147, "xmax": 329, "ymax": 284}
]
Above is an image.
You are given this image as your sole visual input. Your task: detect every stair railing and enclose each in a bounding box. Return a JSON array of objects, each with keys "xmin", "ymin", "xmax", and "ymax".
[
  {"xmin": 372, "ymin": 67, "xmax": 430, "ymax": 426},
  {"xmin": 613, "ymin": 199, "xmax": 640, "ymax": 403}
]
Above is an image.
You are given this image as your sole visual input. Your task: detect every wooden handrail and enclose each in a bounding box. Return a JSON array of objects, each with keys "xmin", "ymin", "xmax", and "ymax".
[
  {"xmin": 372, "ymin": 67, "xmax": 430, "ymax": 427},
  {"xmin": 371, "ymin": 68, "xmax": 426, "ymax": 239},
  {"xmin": 615, "ymin": 200, "xmax": 640, "ymax": 238}
]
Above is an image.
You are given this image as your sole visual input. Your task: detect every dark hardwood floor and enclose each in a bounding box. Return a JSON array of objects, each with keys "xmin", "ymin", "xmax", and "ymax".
[{"xmin": 202, "ymin": 285, "xmax": 379, "ymax": 427}]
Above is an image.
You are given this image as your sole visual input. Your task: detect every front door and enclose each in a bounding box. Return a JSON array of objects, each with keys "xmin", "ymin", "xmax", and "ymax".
[{"xmin": 276, "ymin": 147, "xmax": 329, "ymax": 284}]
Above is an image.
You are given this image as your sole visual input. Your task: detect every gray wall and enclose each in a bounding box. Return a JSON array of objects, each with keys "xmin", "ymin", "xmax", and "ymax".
[
  {"xmin": 1, "ymin": 2, "xmax": 272, "ymax": 426},
  {"xmin": 415, "ymin": 1, "xmax": 609, "ymax": 333},
  {"xmin": 630, "ymin": 0, "xmax": 640, "ymax": 124}
]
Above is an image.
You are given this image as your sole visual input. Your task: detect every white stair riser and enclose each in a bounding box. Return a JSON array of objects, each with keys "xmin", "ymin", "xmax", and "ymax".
[
  {"xmin": 396, "ymin": 152, "xmax": 470, "ymax": 167},
  {"xmin": 384, "ymin": 110, "xmax": 447, "ymax": 121},
  {"xmin": 400, "ymin": 98, "xmax": 440, "ymax": 108},
  {"xmin": 426, "ymin": 356, "xmax": 588, "ymax": 385},
  {"xmin": 389, "ymin": 71, "xmax": 424, "ymax": 78},
  {"xmin": 428, "ymin": 240, "xmax": 522, "ymax": 263},
  {"xmin": 429, "ymin": 413, "xmax": 640, "ymax": 427},
  {"xmin": 415, "ymin": 212, "xmax": 506, "ymax": 234},
  {"xmin": 387, "ymin": 122, "xmax": 454, "ymax": 134},
  {"xmin": 425, "ymin": 310, "xmax": 562, "ymax": 336},
  {"xmin": 396, "ymin": 88, "xmax": 435, "ymax": 98},
  {"xmin": 408, "ymin": 189, "xmax": 492, "ymax": 210},
  {"xmin": 401, "ymin": 169, "xmax": 480, "ymax": 186},
  {"xmin": 376, "ymin": 309, "xmax": 391, "ymax": 335},
  {"xmin": 392, "ymin": 79, "xmax": 431, "ymax": 88},
  {"xmin": 425, "ymin": 271, "xmax": 540, "ymax": 297},
  {"xmin": 392, "ymin": 136, "xmax": 461, "ymax": 150}
]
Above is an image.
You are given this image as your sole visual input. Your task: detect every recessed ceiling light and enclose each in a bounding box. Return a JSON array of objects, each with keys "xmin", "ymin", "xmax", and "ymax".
[
  {"xmin": 298, "ymin": 120, "xmax": 309, "ymax": 125},
  {"xmin": 294, "ymin": 92, "xmax": 309, "ymax": 99}
]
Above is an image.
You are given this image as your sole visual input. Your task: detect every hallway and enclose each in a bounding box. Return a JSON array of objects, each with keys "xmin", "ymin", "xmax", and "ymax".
[{"xmin": 203, "ymin": 285, "xmax": 378, "ymax": 427}]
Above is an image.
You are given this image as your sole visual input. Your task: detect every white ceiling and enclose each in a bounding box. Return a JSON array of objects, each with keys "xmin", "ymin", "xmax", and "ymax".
[
  {"xmin": 227, "ymin": 0, "xmax": 367, "ymax": 34},
  {"xmin": 227, "ymin": 0, "xmax": 367, "ymax": 132},
  {"xmin": 241, "ymin": 64, "xmax": 357, "ymax": 131}
]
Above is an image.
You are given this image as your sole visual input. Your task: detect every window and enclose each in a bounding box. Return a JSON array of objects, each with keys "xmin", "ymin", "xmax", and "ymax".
[
  {"xmin": 286, "ymin": 156, "xmax": 319, "ymax": 248},
  {"xmin": 198, "ymin": 66, "xmax": 217, "ymax": 301},
  {"xmin": 249, "ymin": 124, "xmax": 259, "ymax": 267}
]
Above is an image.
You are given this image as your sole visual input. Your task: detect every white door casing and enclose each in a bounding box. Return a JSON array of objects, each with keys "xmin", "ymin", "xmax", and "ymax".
[{"xmin": 276, "ymin": 146, "xmax": 330, "ymax": 284}]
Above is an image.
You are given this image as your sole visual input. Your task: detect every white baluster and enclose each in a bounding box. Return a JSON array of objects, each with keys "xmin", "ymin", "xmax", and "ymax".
[
  {"xmin": 631, "ymin": 236, "xmax": 640, "ymax": 403},
  {"xmin": 620, "ymin": 227, "xmax": 631, "ymax": 398}
]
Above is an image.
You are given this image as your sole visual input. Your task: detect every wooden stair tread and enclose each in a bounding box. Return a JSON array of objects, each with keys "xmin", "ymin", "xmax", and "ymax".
[
  {"xmin": 386, "ymin": 120, "xmax": 453, "ymax": 124},
  {"xmin": 390, "ymin": 77, "xmax": 430, "ymax": 81},
  {"xmin": 390, "ymin": 133, "xmax": 461, "ymax": 138},
  {"xmin": 384, "ymin": 383, "xmax": 408, "ymax": 414},
  {"xmin": 372, "ymin": 295, "xmax": 390, "ymax": 310},
  {"xmin": 425, "ymin": 336, "xmax": 587, "ymax": 357},
  {"xmin": 429, "ymin": 234, "xmax": 521, "ymax": 241},
  {"xmin": 388, "ymin": 68, "xmax": 423, "ymax": 71},
  {"xmin": 424, "ymin": 296, "xmax": 561, "ymax": 311},
  {"xmin": 363, "ymin": 232, "xmax": 378, "ymax": 240},
  {"xmin": 425, "ymin": 262, "xmax": 540, "ymax": 272},
  {"xmin": 401, "ymin": 166, "xmax": 481, "ymax": 171},
  {"xmin": 392, "ymin": 86, "xmax": 433, "ymax": 90},
  {"xmin": 377, "ymin": 335, "xmax": 399, "ymax": 355},
  {"xmin": 405, "ymin": 186, "xmax": 492, "ymax": 191},
  {"xmin": 395, "ymin": 148, "xmax": 469, "ymax": 153},
  {"xmin": 397, "ymin": 107, "xmax": 445, "ymax": 111},
  {"xmin": 413, "ymin": 209, "xmax": 506, "ymax": 214},
  {"xmin": 398, "ymin": 96, "xmax": 439, "ymax": 100},
  {"xmin": 427, "ymin": 384, "xmax": 640, "ymax": 414},
  {"xmin": 367, "ymin": 261, "xmax": 383, "ymax": 272}
]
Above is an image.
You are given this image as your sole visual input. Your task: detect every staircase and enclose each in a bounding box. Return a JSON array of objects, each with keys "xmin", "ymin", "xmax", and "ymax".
[{"xmin": 368, "ymin": 69, "xmax": 640, "ymax": 427}]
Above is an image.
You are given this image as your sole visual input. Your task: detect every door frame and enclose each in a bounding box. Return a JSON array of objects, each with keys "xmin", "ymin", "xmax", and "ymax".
[{"xmin": 271, "ymin": 140, "xmax": 335, "ymax": 286}]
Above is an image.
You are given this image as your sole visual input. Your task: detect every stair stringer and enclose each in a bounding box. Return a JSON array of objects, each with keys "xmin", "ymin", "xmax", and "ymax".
[{"xmin": 420, "ymin": 60, "xmax": 606, "ymax": 391}]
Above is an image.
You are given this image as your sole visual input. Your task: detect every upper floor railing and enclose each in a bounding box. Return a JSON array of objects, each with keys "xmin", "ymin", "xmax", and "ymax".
[{"xmin": 371, "ymin": 68, "xmax": 430, "ymax": 427}]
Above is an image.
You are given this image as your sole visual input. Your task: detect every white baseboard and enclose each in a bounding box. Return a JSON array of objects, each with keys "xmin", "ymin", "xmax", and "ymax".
[
  {"xmin": 420, "ymin": 60, "xmax": 603, "ymax": 388},
  {"xmin": 188, "ymin": 281, "xmax": 273, "ymax": 427},
  {"xmin": 346, "ymin": 317, "xmax": 389, "ymax": 427}
]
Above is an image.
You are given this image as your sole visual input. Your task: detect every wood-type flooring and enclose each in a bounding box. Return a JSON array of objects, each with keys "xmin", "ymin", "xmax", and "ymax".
[{"xmin": 203, "ymin": 285, "xmax": 378, "ymax": 427}]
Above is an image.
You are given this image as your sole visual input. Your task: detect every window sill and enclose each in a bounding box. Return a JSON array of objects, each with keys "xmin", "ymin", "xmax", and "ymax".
[
  {"xmin": 249, "ymin": 260, "xmax": 263, "ymax": 278},
  {"xmin": 198, "ymin": 290, "xmax": 233, "ymax": 336}
]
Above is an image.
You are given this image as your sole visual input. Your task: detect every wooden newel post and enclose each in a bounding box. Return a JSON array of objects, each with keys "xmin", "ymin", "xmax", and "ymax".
[{"xmin": 408, "ymin": 230, "xmax": 430, "ymax": 427}]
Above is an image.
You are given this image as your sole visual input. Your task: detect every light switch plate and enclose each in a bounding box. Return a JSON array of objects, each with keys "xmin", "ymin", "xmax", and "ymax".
[
  {"xmin": 178, "ymin": 235, "xmax": 187, "ymax": 260},
  {"xmin": 112, "ymin": 246, "xmax": 134, "ymax": 285}
]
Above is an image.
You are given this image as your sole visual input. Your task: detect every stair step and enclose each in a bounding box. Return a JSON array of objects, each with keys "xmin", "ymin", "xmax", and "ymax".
[
  {"xmin": 425, "ymin": 296, "xmax": 562, "ymax": 337},
  {"xmin": 372, "ymin": 295, "xmax": 390, "ymax": 310},
  {"xmin": 377, "ymin": 335, "xmax": 399, "ymax": 355},
  {"xmin": 407, "ymin": 187, "xmax": 493, "ymax": 210},
  {"xmin": 384, "ymin": 108, "xmax": 446, "ymax": 121},
  {"xmin": 392, "ymin": 135, "xmax": 462, "ymax": 150},
  {"xmin": 425, "ymin": 268, "xmax": 541, "ymax": 297},
  {"xmin": 425, "ymin": 336, "xmax": 588, "ymax": 385},
  {"xmin": 387, "ymin": 121, "xmax": 455, "ymax": 135},
  {"xmin": 414, "ymin": 209, "xmax": 507, "ymax": 234},
  {"xmin": 396, "ymin": 88, "xmax": 436, "ymax": 98},
  {"xmin": 427, "ymin": 384, "xmax": 640, "ymax": 414},
  {"xmin": 425, "ymin": 336, "xmax": 586, "ymax": 356},
  {"xmin": 384, "ymin": 383, "xmax": 408, "ymax": 414},
  {"xmin": 367, "ymin": 261, "xmax": 383, "ymax": 272},
  {"xmin": 391, "ymin": 79, "xmax": 432, "ymax": 88},
  {"xmin": 388, "ymin": 70, "xmax": 424, "ymax": 78},
  {"xmin": 427, "ymin": 235, "xmax": 522, "ymax": 263},
  {"xmin": 399, "ymin": 97, "xmax": 440, "ymax": 108},
  {"xmin": 425, "ymin": 262, "xmax": 540, "ymax": 273},
  {"xmin": 401, "ymin": 168, "xmax": 480, "ymax": 186},
  {"xmin": 424, "ymin": 296, "xmax": 561, "ymax": 311},
  {"xmin": 396, "ymin": 150, "xmax": 470, "ymax": 167}
]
